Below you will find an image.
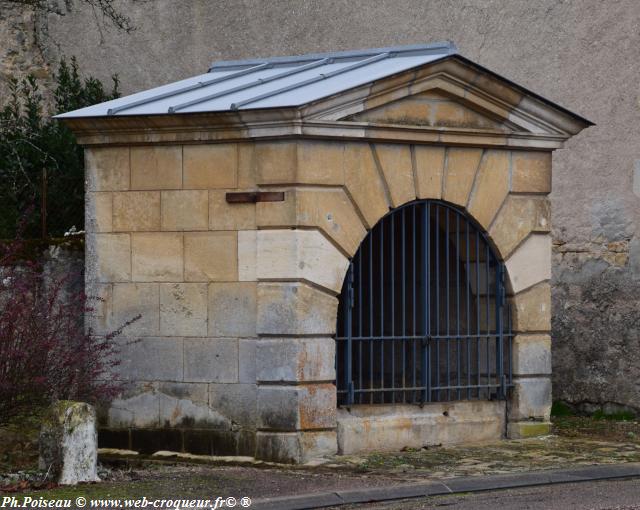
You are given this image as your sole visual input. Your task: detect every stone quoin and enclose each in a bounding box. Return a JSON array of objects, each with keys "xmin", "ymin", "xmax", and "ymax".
[{"xmin": 57, "ymin": 43, "xmax": 592, "ymax": 463}]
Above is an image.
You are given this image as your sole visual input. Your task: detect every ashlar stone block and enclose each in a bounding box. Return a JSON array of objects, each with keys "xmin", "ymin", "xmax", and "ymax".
[
  {"xmin": 237, "ymin": 143, "xmax": 257, "ymax": 188},
  {"xmin": 296, "ymin": 140, "xmax": 345, "ymax": 185},
  {"xmin": 467, "ymin": 150, "xmax": 510, "ymax": 229},
  {"xmin": 208, "ymin": 282, "xmax": 257, "ymax": 337},
  {"xmin": 509, "ymin": 377, "xmax": 552, "ymax": 421},
  {"xmin": 505, "ymin": 234, "xmax": 551, "ymax": 293},
  {"xmin": 131, "ymin": 233, "xmax": 183, "ymax": 282},
  {"xmin": 116, "ymin": 336, "xmax": 183, "ymax": 381},
  {"xmin": 255, "ymin": 431, "xmax": 337, "ymax": 464},
  {"xmin": 255, "ymin": 189, "xmax": 296, "ymax": 227},
  {"xmin": 489, "ymin": 195, "xmax": 550, "ymax": 259},
  {"xmin": 442, "ymin": 147, "xmax": 483, "ymax": 207},
  {"xmin": 256, "ymin": 140, "xmax": 344, "ymax": 185},
  {"xmin": 256, "ymin": 229, "xmax": 349, "ymax": 293},
  {"xmin": 414, "ymin": 146, "xmax": 445, "ymax": 199},
  {"xmin": 113, "ymin": 191, "xmax": 160, "ymax": 232},
  {"xmin": 158, "ymin": 390, "xmax": 229, "ymax": 429},
  {"xmin": 184, "ymin": 232, "xmax": 237, "ymax": 282},
  {"xmin": 257, "ymin": 384, "xmax": 336, "ymax": 430},
  {"xmin": 86, "ymin": 192, "xmax": 113, "ymax": 233},
  {"xmin": 87, "ymin": 233, "xmax": 131, "ymax": 283},
  {"xmin": 511, "ymin": 151, "xmax": 552, "ymax": 193},
  {"xmin": 512, "ymin": 282, "xmax": 551, "ymax": 332},
  {"xmin": 258, "ymin": 189, "xmax": 366, "ymax": 256},
  {"xmin": 183, "ymin": 338, "xmax": 238, "ymax": 383},
  {"xmin": 112, "ymin": 283, "xmax": 159, "ymax": 336},
  {"xmin": 257, "ymin": 337, "xmax": 335, "ymax": 383},
  {"xmin": 239, "ymin": 339, "xmax": 257, "ymax": 383},
  {"xmin": 256, "ymin": 141, "xmax": 297, "ymax": 184},
  {"xmin": 237, "ymin": 230, "xmax": 257, "ymax": 282},
  {"xmin": 131, "ymin": 146, "xmax": 182, "ymax": 190},
  {"xmin": 373, "ymin": 143, "xmax": 415, "ymax": 207},
  {"xmin": 85, "ymin": 283, "xmax": 112, "ymax": 335},
  {"xmin": 513, "ymin": 334, "xmax": 552, "ymax": 375},
  {"xmin": 161, "ymin": 190, "xmax": 208, "ymax": 231},
  {"xmin": 159, "ymin": 283, "xmax": 208, "ymax": 337},
  {"xmin": 183, "ymin": 144, "xmax": 238, "ymax": 189},
  {"xmin": 257, "ymin": 282, "xmax": 338, "ymax": 336},
  {"xmin": 297, "ymin": 188, "xmax": 366, "ymax": 256},
  {"xmin": 209, "ymin": 190, "xmax": 255, "ymax": 230},
  {"xmin": 209, "ymin": 383, "xmax": 257, "ymax": 428},
  {"xmin": 108, "ymin": 389, "xmax": 160, "ymax": 428},
  {"xmin": 344, "ymin": 143, "xmax": 390, "ymax": 228},
  {"xmin": 86, "ymin": 147, "xmax": 130, "ymax": 192}
]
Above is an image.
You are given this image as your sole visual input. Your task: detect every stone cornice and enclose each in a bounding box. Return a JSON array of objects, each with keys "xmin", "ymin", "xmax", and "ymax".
[{"xmin": 66, "ymin": 116, "xmax": 568, "ymax": 150}]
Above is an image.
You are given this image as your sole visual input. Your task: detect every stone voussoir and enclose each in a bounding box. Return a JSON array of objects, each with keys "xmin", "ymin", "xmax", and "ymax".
[
  {"xmin": 256, "ymin": 282, "xmax": 338, "ymax": 336},
  {"xmin": 255, "ymin": 229, "xmax": 349, "ymax": 293}
]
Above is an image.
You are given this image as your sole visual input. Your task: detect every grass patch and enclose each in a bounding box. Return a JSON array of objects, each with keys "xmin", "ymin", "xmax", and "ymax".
[{"xmin": 592, "ymin": 409, "xmax": 636, "ymax": 422}]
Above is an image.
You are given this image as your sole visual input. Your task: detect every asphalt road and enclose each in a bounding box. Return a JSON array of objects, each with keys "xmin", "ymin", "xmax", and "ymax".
[{"xmin": 353, "ymin": 478, "xmax": 640, "ymax": 509}]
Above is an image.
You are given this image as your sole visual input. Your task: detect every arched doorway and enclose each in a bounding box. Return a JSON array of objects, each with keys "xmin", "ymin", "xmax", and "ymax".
[{"xmin": 336, "ymin": 200, "xmax": 512, "ymax": 406}]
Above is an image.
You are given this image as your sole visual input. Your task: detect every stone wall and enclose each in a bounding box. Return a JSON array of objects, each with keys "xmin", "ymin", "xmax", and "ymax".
[
  {"xmin": 2, "ymin": 0, "xmax": 638, "ymax": 414},
  {"xmin": 84, "ymin": 129, "xmax": 557, "ymax": 460}
]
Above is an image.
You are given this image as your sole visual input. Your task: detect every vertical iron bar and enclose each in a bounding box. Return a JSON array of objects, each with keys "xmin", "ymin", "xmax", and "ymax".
[
  {"xmin": 358, "ymin": 249, "xmax": 363, "ymax": 403},
  {"xmin": 422, "ymin": 202, "xmax": 430, "ymax": 403},
  {"xmin": 412, "ymin": 205, "xmax": 417, "ymax": 403},
  {"xmin": 496, "ymin": 261, "xmax": 505, "ymax": 399},
  {"xmin": 435, "ymin": 205, "xmax": 440, "ymax": 401},
  {"xmin": 345, "ymin": 263, "xmax": 353, "ymax": 405},
  {"xmin": 402, "ymin": 208, "xmax": 406, "ymax": 402},
  {"xmin": 380, "ymin": 217, "xmax": 385, "ymax": 402},
  {"xmin": 445, "ymin": 208, "xmax": 450, "ymax": 401},
  {"xmin": 508, "ymin": 296, "xmax": 513, "ymax": 386},
  {"xmin": 466, "ymin": 222, "xmax": 471, "ymax": 400},
  {"xmin": 476, "ymin": 229, "xmax": 481, "ymax": 399},
  {"xmin": 485, "ymin": 242, "xmax": 490, "ymax": 398},
  {"xmin": 456, "ymin": 212, "xmax": 461, "ymax": 400},
  {"xmin": 391, "ymin": 216, "xmax": 395, "ymax": 404},
  {"xmin": 369, "ymin": 232, "xmax": 373, "ymax": 404}
]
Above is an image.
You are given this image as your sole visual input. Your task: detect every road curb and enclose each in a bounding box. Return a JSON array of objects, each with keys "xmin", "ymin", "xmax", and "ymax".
[{"xmin": 251, "ymin": 463, "xmax": 640, "ymax": 509}]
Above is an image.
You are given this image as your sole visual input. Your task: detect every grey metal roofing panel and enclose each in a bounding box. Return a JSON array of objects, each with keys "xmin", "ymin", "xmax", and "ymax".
[{"xmin": 55, "ymin": 42, "xmax": 456, "ymax": 118}]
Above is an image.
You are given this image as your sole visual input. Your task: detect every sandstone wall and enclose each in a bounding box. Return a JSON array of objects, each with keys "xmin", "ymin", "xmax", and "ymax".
[{"xmin": 2, "ymin": 0, "xmax": 639, "ymax": 413}]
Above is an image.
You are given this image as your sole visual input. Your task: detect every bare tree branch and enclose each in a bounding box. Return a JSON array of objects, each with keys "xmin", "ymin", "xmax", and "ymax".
[{"xmin": 6, "ymin": 0, "xmax": 134, "ymax": 33}]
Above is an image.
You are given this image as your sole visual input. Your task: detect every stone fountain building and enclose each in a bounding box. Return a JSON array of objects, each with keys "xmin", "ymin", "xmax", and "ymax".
[{"xmin": 58, "ymin": 42, "xmax": 591, "ymax": 463}]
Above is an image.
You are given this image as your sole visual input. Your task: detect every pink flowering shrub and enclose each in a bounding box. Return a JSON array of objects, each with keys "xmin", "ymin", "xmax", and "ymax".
[{"xmin": 0, "ymin": 228, "xmax": 137, "ymax": 425}]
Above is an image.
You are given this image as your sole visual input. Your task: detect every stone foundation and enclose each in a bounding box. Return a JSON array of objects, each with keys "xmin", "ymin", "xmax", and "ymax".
[{"xmin": 337, "ymin": 402, "xmax": 506, "ymax": 454}]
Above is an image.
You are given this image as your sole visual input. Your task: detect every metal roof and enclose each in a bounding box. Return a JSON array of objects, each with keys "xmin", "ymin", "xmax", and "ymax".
[{"xmin": 55, "ymin": 42, "xmax": 457, "ymax": 118}]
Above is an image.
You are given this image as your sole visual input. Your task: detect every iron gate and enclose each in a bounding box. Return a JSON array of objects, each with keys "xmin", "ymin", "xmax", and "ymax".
[{"xmin": 336, "ymin": 200, "xmax": 513, "ymax": 406}]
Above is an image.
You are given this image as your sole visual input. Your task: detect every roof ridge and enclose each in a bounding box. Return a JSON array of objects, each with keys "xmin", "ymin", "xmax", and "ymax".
[{"xmin": 208, "ymin": 41, "xmax": 457, "ymax": 72}]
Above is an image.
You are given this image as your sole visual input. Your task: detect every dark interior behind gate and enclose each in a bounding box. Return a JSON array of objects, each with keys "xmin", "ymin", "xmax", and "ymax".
[{"xmin": 336, "ymin": 200, "xmax": 513, "ymax": 406}]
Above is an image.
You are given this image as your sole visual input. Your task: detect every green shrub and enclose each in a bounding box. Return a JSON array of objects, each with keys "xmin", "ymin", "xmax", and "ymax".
[
  {"xmin": 0, "ymin": 58, "xmax": 119, "ymax": 238},
  {"xmin": 551, "ymin": 401, "xmax": 573, "ymax": 417}
]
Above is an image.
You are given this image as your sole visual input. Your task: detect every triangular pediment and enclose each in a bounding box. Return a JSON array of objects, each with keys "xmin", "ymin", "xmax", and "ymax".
[
  {"xmin": 340, "ymin": 89, "xmax": 516, "ymax": 132},
  {"xmin": 301, "ymin": 56, "xmax": 591, "ymax": 138}
]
